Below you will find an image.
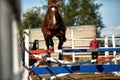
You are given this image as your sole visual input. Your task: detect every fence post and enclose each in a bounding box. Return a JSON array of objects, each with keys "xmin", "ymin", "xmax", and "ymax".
[
  {"xmin": 112, "ymin": 35, "xmax": 117, "ymax": 64},
  {"xmin": 12, "ymin": 20, "xmax": 22, "ymax": 79},
  {"xmin": 23, "ymin": 30, "xmax": 30, "ymax": 80},
  {"xmin": 71, "ymin": 30, "xmax": 75, "ymax": 63},
  {"xmin": 104, "ymin": 37, "xmax": 109, "ymax": 57}
]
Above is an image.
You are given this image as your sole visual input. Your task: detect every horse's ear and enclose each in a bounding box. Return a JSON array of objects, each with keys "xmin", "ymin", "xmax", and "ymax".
[
  {"xmin": 48, "ymin": 0, "xmax": 51, "ymax": 8},
  {"xmin": 48, "ymin": 0, "xmax": 50, "ymax": 5},
  {"xmin": 48, "ymin": 0, "xmax": 60, "ymax": 8},
  {"xmin": 56, "ymin": 1, "xmax": 60, "ymax": 7}
]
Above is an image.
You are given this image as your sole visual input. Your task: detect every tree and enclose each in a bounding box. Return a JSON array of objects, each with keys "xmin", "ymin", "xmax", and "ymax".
[
  {"xmin": 22, "ymin": 7, "xmax": 44, "ymax": 29},
  {"xmin": 60, "ymin": 0, "xmax": 104, "ymax": 37},
  {"xmin": 60, "ymin": 0, "xmax": 80, "ymax": 26}
]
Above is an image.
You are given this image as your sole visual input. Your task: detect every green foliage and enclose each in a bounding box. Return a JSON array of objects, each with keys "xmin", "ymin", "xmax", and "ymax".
[
  {"xmin": 22, "ymin": 7, "xmax": 43, "ymax": 29},
  {"xmin": 60, "ymin": 0, "xmax": 104, "ymax": 26},
  {"xmin": 60, "ymin": 0, "xmax": 104, "ymax": 37}
]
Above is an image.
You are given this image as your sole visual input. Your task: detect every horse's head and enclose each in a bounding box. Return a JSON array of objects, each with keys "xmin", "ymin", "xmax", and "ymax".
[
  {"xmin": 48, "ymin": 0, "xmax": 60, "ymax": 25},
  {"xmin": 48, "ymin": 0, "xmax": 60, "ymax": 8}
]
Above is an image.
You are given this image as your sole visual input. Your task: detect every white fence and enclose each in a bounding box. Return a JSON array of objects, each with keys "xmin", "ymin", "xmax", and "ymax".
[{"xmin": 28, "ymin": 30, "xmax": 120, "ymax": 63}]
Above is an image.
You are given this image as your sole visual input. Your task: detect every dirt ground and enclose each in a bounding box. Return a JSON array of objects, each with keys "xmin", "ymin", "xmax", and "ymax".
[{"xmin": 31, "ymin": 73, "xmax": 120, "ymax": 80}]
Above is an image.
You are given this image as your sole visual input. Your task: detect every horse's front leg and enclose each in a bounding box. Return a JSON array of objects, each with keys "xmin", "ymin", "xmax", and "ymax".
[
  {"xmin": 45, "ymin": 36, "xmax": 54, "ymax": 66},
  {"xmin": 48, "ymin": 36, "xmax": 54, "ymax": 50},
  {"xmin": 57, "ymin": 36, "xmax": 64, "ymax": 61},
  {"xmin": 45, "ymin": 35, "xmax": 54, "ymax": 50}
]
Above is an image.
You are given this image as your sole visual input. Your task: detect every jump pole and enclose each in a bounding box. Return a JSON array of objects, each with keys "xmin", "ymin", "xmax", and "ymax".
[
  {"xmin": 23, "ymin": 30, "xmax": 30, "ymax": 80},
  {"xmin": 29, "ymin": 48, "xmax": 120, "ymax": 53},
  {"xmin": 30, "ymin": 64, "xmax": 120, "ymax": 75}
]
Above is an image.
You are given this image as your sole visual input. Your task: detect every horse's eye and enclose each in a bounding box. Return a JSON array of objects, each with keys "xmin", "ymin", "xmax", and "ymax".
[{"xmin": 51, "ymin": 7, "xmax": 56, "ymax": 11}]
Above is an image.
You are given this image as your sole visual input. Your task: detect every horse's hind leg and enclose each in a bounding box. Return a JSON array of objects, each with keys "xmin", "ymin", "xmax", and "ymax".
[
  {"xmin": 60, "ymin": 29, "xmax": 66, "ymax": 42},
  {"xmin": 62, "ymin": 34, "xmax": 66, "ymax": 42},
  {"xmin": 57, "ymin": 34, "xmax": 66, "ymax": 49}
]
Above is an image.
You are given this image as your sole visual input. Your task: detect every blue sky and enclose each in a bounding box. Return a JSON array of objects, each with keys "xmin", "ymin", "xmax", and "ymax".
[
  {"xmin": 21, "ymin": 0, "xmax": 45, "ymax": 14},
  {"xmin": 96, "ymin": 0, "xmax": 120, "ymax": 27},
  {"xmin": 21, "ymin": 0, "xmax": 120, "ymax": 37}
]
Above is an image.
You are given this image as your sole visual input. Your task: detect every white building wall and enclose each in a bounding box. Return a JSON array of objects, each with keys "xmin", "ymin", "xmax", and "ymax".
[{"xmin": 29, "ymin": 25, "xmax": 96, "ymax": 49}]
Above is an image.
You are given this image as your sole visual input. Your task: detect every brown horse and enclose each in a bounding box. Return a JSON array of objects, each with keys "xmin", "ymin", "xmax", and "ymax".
[{"xmin": 42, "ymin": 0, "xmax": 66, "ymax": 50}]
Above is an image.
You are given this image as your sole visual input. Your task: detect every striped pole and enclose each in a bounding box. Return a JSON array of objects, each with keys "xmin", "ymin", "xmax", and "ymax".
[
  {"xmin": 77, "ymin": 56, "xmax": 114, "ymax": 65},
  {"xmin": 29, "ymin": 48, "xmax": 120, "ymax": 54},
  {"xmin": 30, "ymin": 53, "xmax": 114, "ymax": 65},
  {"xmin": 30, "ymin": 64, "xmax": 120, "ymax": 75}
]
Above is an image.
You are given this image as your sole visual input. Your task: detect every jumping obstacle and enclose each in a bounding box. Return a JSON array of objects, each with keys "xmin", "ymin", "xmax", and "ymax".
[
  {"xmin": 24, "ymin": 30, "xmax": 120, "ymax": 80},
  {"xmin": 28, "ymin": 47, "xmax": 120, "ymax": 75},
  {"xmin": 29, "ymin": 54, "xmax": 120, "ymax": 75},
  {"xmin": 29, "ymin": 47, "xmax": 120, "ymax": 65},
  {"xmin": 28, "ymin": 42, "xmax": 120, "ymax": 76}
]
